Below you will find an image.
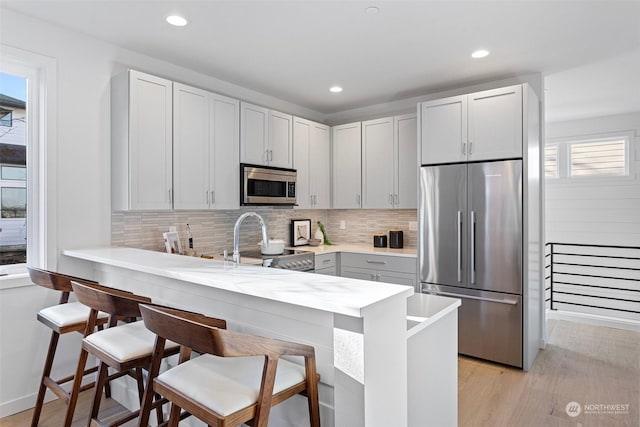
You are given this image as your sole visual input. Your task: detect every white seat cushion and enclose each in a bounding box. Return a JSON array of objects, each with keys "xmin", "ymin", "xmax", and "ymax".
[
  {"xmin": 38, "ymin": 302, "xmax": 109, "ymax": 328},
  {"xmin": 156, "ymin": 354, "xmax": 306, "ymax": 416},
  {"xmin": 84, "ymin": 321, "xmax": 178, "ymax": 363}
]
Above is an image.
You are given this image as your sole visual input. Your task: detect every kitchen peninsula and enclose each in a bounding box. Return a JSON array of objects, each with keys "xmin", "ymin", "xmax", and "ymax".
[{"xmin": 63, "ymin": 247, "xmax": 459, "ymax": 427}]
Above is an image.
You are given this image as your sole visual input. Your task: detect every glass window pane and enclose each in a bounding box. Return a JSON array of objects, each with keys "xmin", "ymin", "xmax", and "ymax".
[
  {"xmin": 1, "ymin": 166, "xmax": 26, "ymax": 180},
  {"xmin": 1, "ymin": 187, "xmax": 26, "ymax": 218},
  {"xmin": 544, "ymin": 145, "xmax": 558, "ymax": 178},
  {"xmin": 570, "ymin": 140, "xmax": 626, "ymax": 177}
]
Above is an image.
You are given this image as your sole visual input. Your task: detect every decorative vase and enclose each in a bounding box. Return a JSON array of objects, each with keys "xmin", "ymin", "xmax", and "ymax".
[{"xmin": 314, "ymin": 228, "xmax": 324, "ymax": 242}]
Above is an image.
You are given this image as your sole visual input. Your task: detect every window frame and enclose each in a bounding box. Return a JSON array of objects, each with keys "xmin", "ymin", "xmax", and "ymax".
[
  {"xmin": 545, "ymin": 130, "xmax": 635, "ymax": 185},
  {"xmin": 0, "ymin": 45, "xmax": 58, "ymax": 281}
]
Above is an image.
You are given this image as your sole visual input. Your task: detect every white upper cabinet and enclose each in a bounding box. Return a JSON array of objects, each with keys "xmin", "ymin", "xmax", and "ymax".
[
  {"xmin": 294, "ymin": 117, "xmax": 330, "ymax": 209},
  {"xmin": 362, "ymin": 117, "xmax": 394, "ymax": 208},
  {"xmin": 209, "ymin": 94, "xmax": 240, "ymax": 209},
  {"xmin": 420, "ymin": 84, "xmax": 523, "ymax": 165},
  {"xmin": 310, "ymin": 122, "xmax": 331, "ymax": 209},
  {"xmin": 361, "ymin": 114, "xmax": 418, "ymax": 209},
  {"xmin": 420, "ymin": 95, "xmax": 467, "ymax": 165},
  {"xmin": 241, "ymin": 102, "xmax": 269, "ymax": 165},
  {"xmin": 332, "ymin": 122, "xmax": 362, "ymax": 209},
  {"xmin": 241, "ymin": 102, "xmax": 293, "ymax": 169},
  {"xmin": 172, "ymin": 85, "xmax": 240, "ymax": 210},
  {"xmin": 112, "ymin": 70, "xmax": 173, "ymax": 211},
  {"xmin": 268, "ymin": 110, "xmax": 293, "ymax": 168},
  {"xmin": 467, "ymin": 85, "xmax": 522, "ymax": 161},
  {"xmin": 173, "ymin": 83, "xmax": 210, "ymax": 210},
  {"xmin": 394, "ymin": 113, "xmax": 418, "ymax": 209}
]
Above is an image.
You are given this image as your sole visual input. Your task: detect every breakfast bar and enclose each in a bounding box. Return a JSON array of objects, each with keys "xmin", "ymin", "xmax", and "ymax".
[{"xmin": 63, "ymin": 247, "xmax": 459, "ymax": 427}]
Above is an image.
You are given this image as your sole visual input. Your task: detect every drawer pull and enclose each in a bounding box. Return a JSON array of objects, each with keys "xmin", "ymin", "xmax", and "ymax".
[
  {"xmin": 322, "ymin": 259, "xmax": 331, "ymax": 263},
  {"xmin": 366, "ymin": 260, "xmax": 386, "ymax": 265}
]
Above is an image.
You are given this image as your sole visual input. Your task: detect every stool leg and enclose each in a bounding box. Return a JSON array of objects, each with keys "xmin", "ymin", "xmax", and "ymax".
[
  {"xmin": 88, "ymin": 361, "xmax": 110, "ymax": 426},
  {"xmin": 30, "ymin": 330, "xmax": 60, "ymax": 427},
  {"xmin": 168, "ymin": 402, "xmax": 181, "ymax": 427},
  {"xmin": 63, "ymin": 347, "xmax": 90, "ymax": 427}
]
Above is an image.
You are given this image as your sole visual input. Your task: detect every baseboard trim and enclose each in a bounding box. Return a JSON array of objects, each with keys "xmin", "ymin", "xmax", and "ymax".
[
  {"xmin": 547, "ymin": 309, "xmax": 640, "ymax": 332},
  {"xmin": 0, "ymin": 392, "xmax": 55, "ymax": 419}
]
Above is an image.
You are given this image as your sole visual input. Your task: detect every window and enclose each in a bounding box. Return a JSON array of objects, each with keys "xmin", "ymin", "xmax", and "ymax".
[
  {"xmin": 0, "ymin": 45, "xmax": 57, "ymax": 276},
  {"xmin": 0, "ymin": 72, "xmax": 27, "ymax": 267},
  {"xmin": 570, "ymin": 139, "xmax": 626, "ymax": 177},
  {"xmin": 545, "ymin": 131, "xmax": 634, "ymax": 181},
  {"xmin": 544, "ymin": 145, "xmax": 558, "ymax": 178},
  {"xmin": 0, "ymin": 108, "xmax": 12, "ymax": 127}
]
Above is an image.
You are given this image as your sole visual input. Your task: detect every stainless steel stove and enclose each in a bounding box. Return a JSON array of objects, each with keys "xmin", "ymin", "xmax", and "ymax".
[{"xmin": 242, "ymin": 249, "xmax": 315, "ymax": 272}]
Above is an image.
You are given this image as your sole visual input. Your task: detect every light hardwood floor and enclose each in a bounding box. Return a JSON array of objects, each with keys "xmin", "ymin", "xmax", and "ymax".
[
  {"xmin": 459, "ymin": 319, "xmax": 640, "ymax": 427},
  {"xmin": 2, "ymin": 319, "xmax": 638, "ymax": 427}
]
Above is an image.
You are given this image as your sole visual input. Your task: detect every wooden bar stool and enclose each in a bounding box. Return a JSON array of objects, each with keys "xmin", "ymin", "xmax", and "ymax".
[
  {"xmin": 67, "ymin": 281, "xmax": 181, "ymax": 427},
  {"xmin": 138, "ymin": 304, "xmax": 321, "ymax": 427},
  {"xmin": 29, "ymin": 267, "xmax": 111, "ymax": 427}
]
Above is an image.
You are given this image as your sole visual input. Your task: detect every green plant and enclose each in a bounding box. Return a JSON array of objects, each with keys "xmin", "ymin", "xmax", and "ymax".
[{"xmin": 316, "ymin": 221, "xmax": 333, "ymax": 245}]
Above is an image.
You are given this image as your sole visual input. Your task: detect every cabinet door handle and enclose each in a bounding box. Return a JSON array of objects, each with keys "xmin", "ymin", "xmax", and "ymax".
[
  {"xmin": 168, "ymin": 189, "xmax": 172, "ymax": 203},
  {"xmin": 356, "ymin": 194, "xmax": 361, "ymax": 205},
  {"xmin": 366, "ymin": 260, "xmax": 387, "ymax": 265},
  {"xmin": 462, "ymin": 142, "xmax": 466, "ymax": 155},
  {"xmin": 394, "ymin": 193, "xmax": 399, "ymax": 205},
  {"xmin": 269, "ymin": 149, "xmax": 273, "ymax": 162},
  {"xmin": 322, "ymin": 259, "xmax": 331, "ymax": 264},
  {"xmin": 206, "ymin": 190, "xmax": 209, "ymax": 204},
  {"xmin": 389, "ymin": 194, "xmax": 393, "ymax": 205},
  {"xmin": 211, "ymin": 190, "xmax": 215, "ymax": 204}
]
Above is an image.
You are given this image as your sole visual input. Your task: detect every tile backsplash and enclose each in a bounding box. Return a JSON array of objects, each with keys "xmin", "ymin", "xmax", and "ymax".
[{"xmin": 112, "ymin": 208, "xmax": 417, "ymax": 256}]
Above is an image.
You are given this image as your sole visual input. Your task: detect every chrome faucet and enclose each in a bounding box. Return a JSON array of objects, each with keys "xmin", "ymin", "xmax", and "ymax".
[{"xmin": 232, "ymin": 212, "xmax": 269, "ymax": 264}]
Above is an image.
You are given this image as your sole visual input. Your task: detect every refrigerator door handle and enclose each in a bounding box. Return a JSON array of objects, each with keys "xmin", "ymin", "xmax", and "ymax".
[
  {"xmin": 422, "ymin": 288, "xmax": 519, "ymax": 306},
  {"xmin": 457, "ymin": 211, "xmax": 462, "ymax": 282},
  {"xmin": 470, "ymin": 210, "xmax": 476, "ymax": 284}
]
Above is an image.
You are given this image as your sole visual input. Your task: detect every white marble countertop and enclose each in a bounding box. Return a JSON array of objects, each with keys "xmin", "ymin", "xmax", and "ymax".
[
  {"xmin": 291, "ymin": 243, "xmax": 417, "ymax": 258},
  {"xmin": 63, "ymin": 247, "xmax": 414, "ymax": 318}
]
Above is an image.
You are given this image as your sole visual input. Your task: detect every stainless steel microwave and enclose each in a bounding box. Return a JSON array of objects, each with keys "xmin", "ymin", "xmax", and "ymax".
[{"xmin": 240, "ymin": 163, "xmax": 297, "ymax": 206}]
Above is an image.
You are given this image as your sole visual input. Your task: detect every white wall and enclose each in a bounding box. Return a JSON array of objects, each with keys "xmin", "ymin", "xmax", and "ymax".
[{"xmin": 545, "ymin": 112, "xmax": 640, "ymax": 246}]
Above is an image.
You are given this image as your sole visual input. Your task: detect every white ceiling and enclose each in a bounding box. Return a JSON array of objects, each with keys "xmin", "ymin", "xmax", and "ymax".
[{"xmin": 3, "ymin": 1, "xmax": 640, "ymax": 119}]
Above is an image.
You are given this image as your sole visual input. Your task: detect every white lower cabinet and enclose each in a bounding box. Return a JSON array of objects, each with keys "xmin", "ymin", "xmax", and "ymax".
[
  {"xmin": 314, "ymin": 253, "xmax": 338, "ymax": 276},
  {"xmin": 339, "ymin": 253, "xmax": 417, "ymax": 287}
]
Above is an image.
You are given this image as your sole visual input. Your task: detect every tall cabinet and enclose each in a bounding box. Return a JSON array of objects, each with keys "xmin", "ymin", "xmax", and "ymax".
[
  {"xmin": 293, "ymin": 117, "xmax": 330, "ymax": 209},
  {"xmin": 112, "ymin": 70, "xmax": 173, "ymax": 211}
]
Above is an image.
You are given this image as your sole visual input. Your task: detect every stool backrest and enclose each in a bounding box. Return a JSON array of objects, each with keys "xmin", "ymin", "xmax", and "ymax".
[
  {"xmin": 71, "ymin": 281, "xmax": 151, "ymax": 321},
  {"xmin": 139, "ymin": 304, "xmax": 226, "ymax": 355},
  {"xmin": 28, "ymin": 267, "xmax": 98, "ymax": 304}
]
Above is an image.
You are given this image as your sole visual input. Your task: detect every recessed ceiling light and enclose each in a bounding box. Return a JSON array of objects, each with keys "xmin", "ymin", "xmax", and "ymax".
[
  {"xmin": 166, "ymin": 15, "xmax": 188, "ymax": 27},
  {"xmin": 329, "ymin": 86, "xmax": 343, "ymax": 93},
  {"xmin": 365, "ymin": 6, "xmax": 379, "ymax": 14},
  {"xmin": 471, "ymin": 49, "xmax": 490, "ymax": 59}
]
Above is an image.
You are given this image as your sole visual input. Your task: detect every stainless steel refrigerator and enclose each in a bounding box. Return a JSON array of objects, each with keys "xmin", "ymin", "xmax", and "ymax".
[{"xmin": 419, "ymin": 159, "xmax": 523, "ymax": 367}]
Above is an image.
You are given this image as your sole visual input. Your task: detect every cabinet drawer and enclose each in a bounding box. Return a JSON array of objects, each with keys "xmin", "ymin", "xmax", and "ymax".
[
  {"xmin": 341, "ymin": 253, "xmax": 416, "ymax": 274},
  {"xmin": 315, "ymin": 253, "xmax": 337, "ymax": 270}
]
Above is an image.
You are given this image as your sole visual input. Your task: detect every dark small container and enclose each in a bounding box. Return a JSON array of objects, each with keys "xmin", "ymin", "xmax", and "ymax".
[
  {"xmin": 389, "ymin": 229, "xmax": 404, "ymax": 249},
  {"xmin": 373, "ymin": 234, "xmax": 387, "ymax": 248}
]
